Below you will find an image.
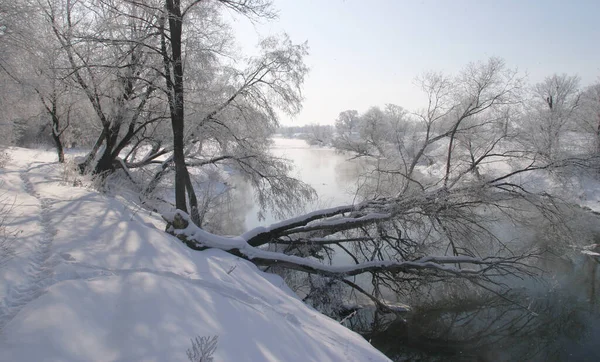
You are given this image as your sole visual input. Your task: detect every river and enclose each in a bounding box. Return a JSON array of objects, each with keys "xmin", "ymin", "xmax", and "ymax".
[
  {"xmin": 235, "ymin": 138, "xmax": 600, "ymax": 361},
  {"xmin": 241, "ymin": 137, "xmax": 361, "ymax": 230}
]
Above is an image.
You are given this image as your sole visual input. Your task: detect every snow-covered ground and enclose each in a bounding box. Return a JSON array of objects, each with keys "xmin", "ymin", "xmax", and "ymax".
[{"xmin": 0, "ymin": 147, "xmax": 390, "ymax": 362}]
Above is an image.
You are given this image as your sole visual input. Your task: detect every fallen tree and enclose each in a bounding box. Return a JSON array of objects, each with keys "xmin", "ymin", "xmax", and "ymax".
[{"xmin": 163, "ymin": 172, "xmax": 555, "ymax": 309}]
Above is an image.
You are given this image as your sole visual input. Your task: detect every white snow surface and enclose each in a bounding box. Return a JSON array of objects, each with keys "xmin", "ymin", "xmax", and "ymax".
[{"xmin": 0, "ymin": 147, "xmax": 390, "ymax": 362}]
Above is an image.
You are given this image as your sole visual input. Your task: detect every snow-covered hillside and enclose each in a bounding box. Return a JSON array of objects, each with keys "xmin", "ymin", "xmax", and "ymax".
[{"xmin": 0, "ymin": 148, "xmax": 390, "ymax": 362}]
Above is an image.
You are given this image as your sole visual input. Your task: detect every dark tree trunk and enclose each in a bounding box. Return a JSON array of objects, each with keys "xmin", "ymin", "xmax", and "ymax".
[
  {"xmin": 51, "ymin": 127, "xmax": 65, "ymax": 163},
  {"xmin": 97, "ymin": 124, "xmax": 120, "ymax": 173},
  {"xmin": 94, "ymin": 148, "xmax": 116, "ymax": 175},
  {"xmin": 165, "ymin": 0, "xmax": 187, "ymax": 214},
  {"xmin": 164, "ymin": 0, "xmax": 200, "ymax": 224},
  {"xmin": 184, "ymin": 169, "xmax": 201, "ymax": 224},
  {"xmin": 595, "ymin": 109, "xmax": 600, "ymax": 156},
  {"xmin": 36, "ymin": 90, "xmax": 66, "ymax": 164},
  {"xmin": 49, "ymin": 104, "xmax": 65, "ymax": 163}
]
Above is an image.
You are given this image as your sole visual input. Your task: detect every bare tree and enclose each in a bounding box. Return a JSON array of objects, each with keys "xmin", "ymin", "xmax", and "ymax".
[
  {"xmin": 155, "ymin": 0, "xmax": 276, "ymax": 223},
  {"xmin": 523, "ymin": 74, "xmax": 582, "ymax": 160},
  {"xmin": 39, "ymin": 0, "xmax": 168, "ymax": 174},
  {"xmin": 0, "ymin": 194, "xmax": 16, "ymax": 267},
  {"xmin": 578, "ymin": 80, "xmax": 600, "ymax": 155},
  {"xmin": 305, "ymin": 124, "xmax": 334, "ymax": 146},
  {"xmin": 0, "ymin": 0, "xmax": 81, "ymax": 157}
]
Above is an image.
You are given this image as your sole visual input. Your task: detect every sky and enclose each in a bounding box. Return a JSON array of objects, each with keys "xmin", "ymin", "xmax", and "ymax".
[{"xmin": 229, "ymin": 0, "xmax": 600, "ymax": 125}]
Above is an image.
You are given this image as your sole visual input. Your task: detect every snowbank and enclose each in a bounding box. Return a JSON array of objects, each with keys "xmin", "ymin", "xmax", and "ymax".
[{"xmin": 0, "ymin": 147, "xmax": 390, "ymax": 362}]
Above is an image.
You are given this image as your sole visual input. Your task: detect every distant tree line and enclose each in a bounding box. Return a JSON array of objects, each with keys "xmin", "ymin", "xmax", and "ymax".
[{"xmin": 277, "ymin": 124, "xmax": 334, "ymax": 146}]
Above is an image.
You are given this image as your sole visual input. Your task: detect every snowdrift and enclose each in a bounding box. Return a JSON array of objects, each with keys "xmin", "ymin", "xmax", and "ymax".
[{"xmin": 0, "ymin": 148, "xmax": 389, "ymax": 362}]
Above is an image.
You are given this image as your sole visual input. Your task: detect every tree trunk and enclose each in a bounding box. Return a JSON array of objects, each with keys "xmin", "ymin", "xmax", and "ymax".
[
  {"xmin": 184, "ymin": 169, "xmax": 201, "ymax": 225},
  {"xmin": 51, "ymin": 127, "xmax": 65, "ymax": 163},
  {"xmin": 93, "ymin": 121, "xmax": 121, "ymax": 175},
  {"xmin": 78, "ymin": 129, "xmax": 106, "ymax": 174},
  {"xmin": 49, "ymin": 106, "xmax": 65, "ymax": 163},
  {"xmin": 165, "ymin": 0, "xmax": 187, "ymax": 214},
  {"xmin": 36, "ymin": 91, "xmax": 66, "ymax": 164},
  {"xmin": 144, "ymin": 159, "xmax": 172, "ymax": 195},
  {"xmin": 165, "ymin": 0, "xmax": 200, "ymax": 221},
  {"xmin": 595, "ymin": 110, "xmax": 600, "ymax": 156},
  {"xmin": 94, "ymin": 148, "xmax": 116, "ymax": 175}
]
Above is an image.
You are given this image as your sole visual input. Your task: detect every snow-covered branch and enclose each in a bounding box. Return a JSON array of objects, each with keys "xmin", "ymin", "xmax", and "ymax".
[{"xmin": 163, "ymin": 210, "xmax": 533, "ymax": 281}]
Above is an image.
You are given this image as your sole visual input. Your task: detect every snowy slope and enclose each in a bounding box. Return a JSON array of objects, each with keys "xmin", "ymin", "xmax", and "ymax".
[{"xmin": 0, "ymin": 148, "xmax": 390, "ymax": 362}]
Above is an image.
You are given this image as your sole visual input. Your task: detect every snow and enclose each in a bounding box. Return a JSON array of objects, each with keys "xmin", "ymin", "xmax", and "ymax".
[
  {"xmin": 0, "ymin": 147, "xmax": 390, "ymax": 362},
  {"xmin": 240, "ymin": 204, "xmax": 356, "ymax": 241},
  {"xmin": 582, "ymin": 249, "xmax": 600, "ymax": 257}
]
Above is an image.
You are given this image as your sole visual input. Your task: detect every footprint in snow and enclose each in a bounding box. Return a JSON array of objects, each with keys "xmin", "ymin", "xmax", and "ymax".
[
  {"xmin": 143, "ymin": 222, "xmax": 157, "ymax": 229},
  {"xmin": 60, "ymin": 253, "xmax": 76, "ymax": 261},
  {"xmin": 285, "ymin": 312, "xmax": 301, "ymax": 326}
]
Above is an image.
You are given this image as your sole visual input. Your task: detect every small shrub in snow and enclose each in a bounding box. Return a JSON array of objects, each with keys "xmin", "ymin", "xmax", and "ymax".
[
  {"xmin": 0, "ymin": 149, "xmax": 11, "ymax": 168},
  {"xmin": 0, "ymin": 192, "xmax": 16, "ymax": 266},
  {"xmin": 302, "ymin": 275, "xmax": 346, "ymax": 317},
  {"xmin": 186, "ymin": 335, "xmax": 218, "ymax": 362},
  {"xmin": 60, "ymin": 158, "xmax": 86, "ymax": 187}
]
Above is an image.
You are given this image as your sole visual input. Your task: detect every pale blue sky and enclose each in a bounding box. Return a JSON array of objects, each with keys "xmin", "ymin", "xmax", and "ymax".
[{"xmin": 230, "ymin": 0, "xmax": 600, "ymax": 125}]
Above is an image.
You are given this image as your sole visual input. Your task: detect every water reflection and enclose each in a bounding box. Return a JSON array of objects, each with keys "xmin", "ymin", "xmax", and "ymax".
[{"xmin": 348, "ymin": 253, "xmax": 600, "ymax": 361}]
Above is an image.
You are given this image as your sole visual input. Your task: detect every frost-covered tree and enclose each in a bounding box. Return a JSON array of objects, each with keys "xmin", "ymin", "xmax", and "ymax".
[
  {"xmin": 333, "ymin": 109, "xmax": 362, "ymax": 151},
  {"xmin": 577, "ymin": 81, "xmax": 600, "ymax": 155},
  {"xmin": 36, "ymin": 0, "xmax": 169, "ymax": 174},
  {"xmin": 522, "ymin": 74, "xmax": 582, "ymax": 160},
  {"xmin": 304, "ymin": 124, "xmax": 334, "ymax": 146},
  {"xmin": 134, "ymin": 0, "xmax": 313, "ymax": 225},
  {"xmin": 0, "ymin": 0, "xmax": 70, "ymax": 151}
]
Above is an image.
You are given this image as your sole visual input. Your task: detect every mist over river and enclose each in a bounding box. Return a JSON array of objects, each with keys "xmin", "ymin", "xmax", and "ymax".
[{"xmin": 240, "ymin": 137, "xmax": 361, "ymax": 230}]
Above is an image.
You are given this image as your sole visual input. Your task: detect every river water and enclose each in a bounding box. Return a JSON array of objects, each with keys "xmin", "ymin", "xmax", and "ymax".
[
  {"xmin": 241, "ymin": 137, "xmax": 362, "ymax": 230},
  {"xmin": 235, "ymin": 138, "xmax": 600, "ymax": 361}
]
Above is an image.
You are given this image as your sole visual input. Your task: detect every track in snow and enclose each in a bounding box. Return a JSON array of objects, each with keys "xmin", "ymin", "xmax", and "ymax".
[
  {"xmin": 0, "ymin": 169, "xmax": 271, "ymax": 329},
  {"xmin": 0, "ymin": 170, "xmax": 57, "ymax": 331},
  {"xmin": 0, "ymin": 168, "xmax": 295, "ymax": 332}
]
